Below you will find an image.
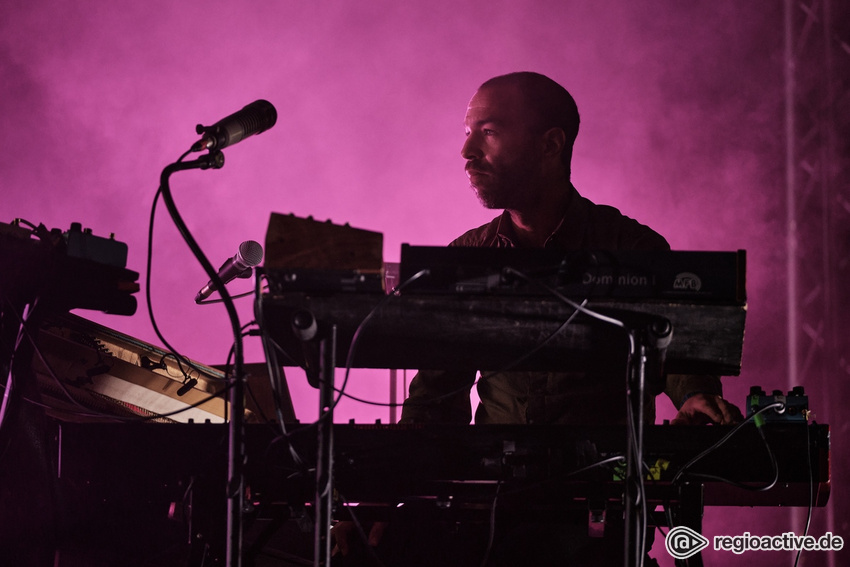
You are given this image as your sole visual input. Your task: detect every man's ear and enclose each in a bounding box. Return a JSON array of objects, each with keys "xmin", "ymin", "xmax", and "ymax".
[{"xmin": 541, "ymin": 127, "xmax": 567, "ymax": 160}]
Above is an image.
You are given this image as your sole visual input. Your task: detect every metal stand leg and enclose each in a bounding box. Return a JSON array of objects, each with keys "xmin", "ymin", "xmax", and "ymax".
[
  {"xmin": 624, "ymin": 339, "xmax": 647, "ymax": 567},
  {"xmin": 227, "ymin": 361, "xmax": 247, "ymax": 567},
  {"xmin": 314, "ymin": 324, "xmax": 336, "ymax": 567},
  {"xmin": 621, "ymin": 314, "xmax": 672, "ymax": 567},
  {"xmin": 676, "ymin": 483, "xmax": 705, "ymax": 567}
]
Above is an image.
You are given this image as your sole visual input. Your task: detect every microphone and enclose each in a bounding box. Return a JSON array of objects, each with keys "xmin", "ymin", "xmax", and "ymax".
[
  {"xmin": 194, "ymin": 240, "xmax": 264, "ymax": 303},
  {"xmin": 192, "ymin": 100, "xmax": 277, "ymax": 152}
]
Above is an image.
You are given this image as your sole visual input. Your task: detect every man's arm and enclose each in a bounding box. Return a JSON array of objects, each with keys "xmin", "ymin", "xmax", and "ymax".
[{"xmin": 399, "ymin": 369, "xmax": 476, "ymax": 424}]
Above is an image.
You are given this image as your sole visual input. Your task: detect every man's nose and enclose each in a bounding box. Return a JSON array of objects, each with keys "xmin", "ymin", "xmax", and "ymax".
[{"xmin": 461, "ymin": 133, "xmax": 481, "ymax": 160}]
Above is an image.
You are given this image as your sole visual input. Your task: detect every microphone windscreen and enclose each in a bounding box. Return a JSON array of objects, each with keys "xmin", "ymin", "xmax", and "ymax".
[{"xmin": 237, "ymin": 240, "xmax": 264, "ymax": 267}]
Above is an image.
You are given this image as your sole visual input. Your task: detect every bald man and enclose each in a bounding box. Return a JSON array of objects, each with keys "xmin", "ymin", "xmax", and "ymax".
[{"xmin": 401, "ymin": 72, "xmax": 742, "ymax": 428}]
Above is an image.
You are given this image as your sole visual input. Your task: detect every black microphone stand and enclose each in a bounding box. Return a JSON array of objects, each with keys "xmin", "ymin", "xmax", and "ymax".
[
  {"xmin": 159, "ymin": 150, "xmax": 248, "ymax": 567},
  {"xmin": 621, "ymin": 314, "xmax": 672, "ymax": 567}
]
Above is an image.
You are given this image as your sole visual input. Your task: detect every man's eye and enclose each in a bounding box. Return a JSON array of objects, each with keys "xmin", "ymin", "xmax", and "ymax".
[{"xmin": 483, "ymin": 129, "xmax": 495, "ymax": 135}]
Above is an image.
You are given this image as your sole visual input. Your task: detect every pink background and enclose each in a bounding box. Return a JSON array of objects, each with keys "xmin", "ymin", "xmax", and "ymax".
[{"xmin": 1, "ymin": 1, "xmax": 837, "ymax": 565}]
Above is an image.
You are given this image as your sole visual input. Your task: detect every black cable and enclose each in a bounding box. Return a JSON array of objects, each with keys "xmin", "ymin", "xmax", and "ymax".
[
  {"xmin": 315, "ymin": 261, "xmax": 640, "ymax": 567},
  {"xmin": 259, "ymin": 330, "xmax": 301, "ymax": 367},
  {"xmin": 196, "ymin": 288, "xmax": 258, "ymax": 304},
  {"xmin": 495, "ymin": 454, "xmax": 627, "ymax": 500},
  {"xmin": 221, "ymin": 321, "xmax": 276, "ymax": 426},
  {"xmin": 502, "ymin": 267, "xmax": 628, "ymax": 330},
  {"xmin": 483, "ymin": 298, "xmax": 589, "ymax": 375},
  {"xmin": 504, "ymin": 266, "xmax": 649, "ymax": 563},
  {"xmin": 626, "ymin": 384, "xmax": 649, "ymax": 566},
  {"xmin": 478, "ymin": 481, "xmax": 502, "ymax": 567},
  {"xmin": 145, "ymin": 149, "xmax": 209, "ymax": 385},
  {"xmin": 793, "ymin": 420, "xmax": 814, "ymax": 567},
  {"xmin": 313, "ymin": 269, "xmax": 431, "ymax": 425},
  {"xmin": 481, "ymin": 451, "xmax": 631, "ymax": 564},
  {"xmin": 157, "ymin": 149, "xmax": 250, "ymax": 567},
  {"xmin": 254, "ymin": 273, "xmax": 302, "ymax": 431},
  {"xmin": 157, "ymin": 351, "xmax": 223, "ymax": 388},
  {"xmin": 261, "ymin": 263, "xmax": 635, "ymax": 564},
  {"xmin": 0, "ymin": 296, "xmax": 36, "ymax": 434},
  {"xmin": 264, "ymin": 264, "xmax": 617, "ymax": 416},
  {"xmin": 670, "ymin": 402, "xmax": 785, "ymax": 488},
  {"xmin": 331, "ymin": 270, "xmax": 591, "ymax": 411},
  {"xmin": 221, "ymin": 323, "xmax": 262, "ymax": 425},
  {"xmin": 313, "ymin": 264, "xmax": 582, "ymax": 415}
]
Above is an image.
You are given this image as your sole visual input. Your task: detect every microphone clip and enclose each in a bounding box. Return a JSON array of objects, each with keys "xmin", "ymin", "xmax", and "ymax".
[
  {"xmin": 192, "ymin": 123, "xmax": 215, "ymax": 151},
  {"xmin": 191, "ymin": 125, "xmax": 226, "ymax": 169},
  {"xmin": 198, "ymin": 149, "xmax": 225, "ymax": 170}
]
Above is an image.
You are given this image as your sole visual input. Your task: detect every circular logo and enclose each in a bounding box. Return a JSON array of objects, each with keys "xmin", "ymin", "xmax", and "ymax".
[{"xmin": 666, "ymin": 525, "xmax": 710, "ymax": 559}]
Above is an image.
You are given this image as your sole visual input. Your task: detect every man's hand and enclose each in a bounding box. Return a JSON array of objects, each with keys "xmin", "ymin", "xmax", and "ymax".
[
  {"xmin": 331, "ymin": 521, "xmax": 388, "ymax": 557},
  {"xmin": 671, "ymin": 393, "xmax": 744, "ymax": 425},
  {"xmin": 331, "ymin": 521, "xmax": 355, "ymax": 557}
]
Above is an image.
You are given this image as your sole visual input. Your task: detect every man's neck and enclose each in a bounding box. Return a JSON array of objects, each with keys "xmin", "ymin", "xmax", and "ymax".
[{"xmin": 505, "ymin": 183, "xmax": 573, "ymax": 247}]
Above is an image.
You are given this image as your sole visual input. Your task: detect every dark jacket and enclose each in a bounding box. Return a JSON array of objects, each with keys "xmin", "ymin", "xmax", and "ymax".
[{"xmin": 400, "ymin": 184, "xmax": 721, "ymax": 425}]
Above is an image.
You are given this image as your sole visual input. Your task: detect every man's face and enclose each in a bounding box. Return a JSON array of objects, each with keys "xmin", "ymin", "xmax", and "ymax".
[{"xmin": 461, "ymin": 84, "xmax": 544, "ymax": 210}]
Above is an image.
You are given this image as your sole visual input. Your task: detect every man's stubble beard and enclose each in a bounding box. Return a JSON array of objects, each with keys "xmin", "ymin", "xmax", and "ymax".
[
  {"xmin": 472, "ymin": 182, "xmax": 509, "ymax": 209},
  {"xmin": 470, "ymin": 163, "xmax": 539, "ymax": 211}
]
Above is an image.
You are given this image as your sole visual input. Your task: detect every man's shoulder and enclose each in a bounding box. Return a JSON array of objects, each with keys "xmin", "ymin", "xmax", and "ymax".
[
  {"xmin": 447, "ymin": 192, "xmax": 669, "ymax": 251},
  {"xmin": 448, "ymin": 214, "xmax": 504, "ymax": 247},
  {"xmin": 570, "ymin": 195, "xmax": 670, "ymax": 251}
]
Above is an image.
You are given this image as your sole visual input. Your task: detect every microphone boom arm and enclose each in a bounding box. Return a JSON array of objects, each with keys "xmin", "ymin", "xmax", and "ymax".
[{"xmin": 158, "ymin": 151, "xmax": 246, "ymax": 567}]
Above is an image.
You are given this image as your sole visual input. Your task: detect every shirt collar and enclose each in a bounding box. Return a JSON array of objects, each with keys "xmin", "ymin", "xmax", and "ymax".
[{"xmin": 493, "ymin": 184, "xmax": 580, "ymax": 248}]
